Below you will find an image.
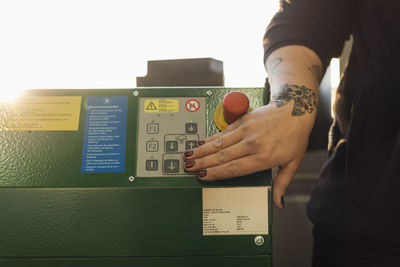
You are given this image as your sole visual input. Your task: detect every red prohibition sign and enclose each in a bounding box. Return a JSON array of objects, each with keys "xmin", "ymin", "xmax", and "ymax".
[{"xmin": 185, "ymin": 99, "xmax": 200, "ymax": 112}]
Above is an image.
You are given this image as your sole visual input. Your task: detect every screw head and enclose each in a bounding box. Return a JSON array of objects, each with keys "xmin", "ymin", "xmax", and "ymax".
[
  {"xmin": 128, "ymin": 176, "xmax": 135, "ymax": 182},
  {"xmin": 254, "ymin": 236, "xmax": 264, "ymax": 246},
  {"xmin": 206, "ymin": 90, "xmax": 213, "ymax": 96},
  {"xmin": 133, "ymin": 91, "xmax": 139, "ymax": 96}
]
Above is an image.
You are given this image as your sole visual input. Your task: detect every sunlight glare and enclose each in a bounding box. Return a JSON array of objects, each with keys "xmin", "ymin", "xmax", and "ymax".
[{"xmin": 0, "ymin": 88, "xmax": 25, "ymax": 103}]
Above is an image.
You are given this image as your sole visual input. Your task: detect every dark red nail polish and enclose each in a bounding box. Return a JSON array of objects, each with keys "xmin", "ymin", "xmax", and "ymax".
[
  {"xmin": 184, "ymin": 160, "xmax": 195, "ymax": 168},
  {"xmin": 184, "ymin": 150, "xmax": 193, "ymax": 157},
  {"xmin": 198, "ymin": 140, "xmax": 205, "ymax": 146},
  {"xmin": 198, "ymin": 169, "xmax": 207, "ymax": 178}
]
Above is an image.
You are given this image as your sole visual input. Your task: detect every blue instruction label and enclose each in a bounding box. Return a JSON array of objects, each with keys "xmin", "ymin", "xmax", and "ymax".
[{"xmin": 81, "ymin": 96, "xmax": 128, "ymax": 173}]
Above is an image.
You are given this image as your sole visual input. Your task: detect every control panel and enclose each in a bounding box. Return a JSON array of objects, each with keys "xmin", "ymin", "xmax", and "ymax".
[{"xmin": 136, "ymin": 97, "xmax": 206, "ymax": 177}]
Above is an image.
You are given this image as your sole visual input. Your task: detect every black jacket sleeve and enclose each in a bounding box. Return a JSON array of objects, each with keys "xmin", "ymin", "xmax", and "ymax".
[{"xmin": 263, "ymin": 0, "xmax": 357, "ymax": 71}]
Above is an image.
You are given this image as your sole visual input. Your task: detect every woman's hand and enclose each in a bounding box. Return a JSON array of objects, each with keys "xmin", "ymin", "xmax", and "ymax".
[{"xmin": 183, "ymin": 100, "xmax": 315, "ymax": 208}]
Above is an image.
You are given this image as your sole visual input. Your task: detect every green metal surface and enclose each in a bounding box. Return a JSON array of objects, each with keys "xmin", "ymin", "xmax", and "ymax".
[
  {"xmin": 0, "ymin": 187, "xmax": 272, "ymax": 257},
  {"xmin": 1, "ymin": 255, "xmax": 272, "ymax": 267},
  {"xmin": 0, "ymin": 87, "xmax": 272, "ymax": 265}
]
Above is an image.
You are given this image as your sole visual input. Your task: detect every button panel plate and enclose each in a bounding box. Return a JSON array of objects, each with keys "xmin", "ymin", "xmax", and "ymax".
[{"xmin": 136, "ymin": 97, "xmax": 206, "ymax": 177}]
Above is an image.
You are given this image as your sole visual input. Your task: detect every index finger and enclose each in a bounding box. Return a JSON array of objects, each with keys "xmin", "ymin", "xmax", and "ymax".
[
  {"xmin": 197, "ymin": 112, "xmax": 247, "ymax": 146},
  {"xmin": 184, "ymin": 128, "xmax": 242, "ymax": 160}
]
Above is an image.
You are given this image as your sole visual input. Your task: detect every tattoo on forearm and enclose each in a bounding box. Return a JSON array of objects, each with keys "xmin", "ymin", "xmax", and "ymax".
[
  {"xmin": 308, "ymin": 65, "xmax": 323, "ymax": 81},
  {"xmin": 269, "ymin": 57, "xmax": 298, "ymax": 77},
  {"xmin": 271, "ymin": 84, "xmax": 317, "ymax": 116}
]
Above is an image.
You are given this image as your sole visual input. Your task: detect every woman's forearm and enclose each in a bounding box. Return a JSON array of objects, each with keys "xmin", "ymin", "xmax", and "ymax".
[{"xmin": 265, "ymin": 45, "xmax": 323, "ymax": 118}]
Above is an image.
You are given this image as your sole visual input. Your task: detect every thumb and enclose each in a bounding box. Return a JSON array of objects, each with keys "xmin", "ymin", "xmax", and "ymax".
[{"xmin": 273, "ymin": 158, "xmax": 302, "ymax": 208}]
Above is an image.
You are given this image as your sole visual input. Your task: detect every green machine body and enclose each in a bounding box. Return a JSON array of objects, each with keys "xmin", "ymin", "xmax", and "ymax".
[{"xmin": 0, "ymin": 87, "xmax": 272, "ymax": 266}]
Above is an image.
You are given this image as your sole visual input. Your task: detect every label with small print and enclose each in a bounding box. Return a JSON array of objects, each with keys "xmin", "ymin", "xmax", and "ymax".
[
  {"xmin": 202, "ymin": 187, "xmax": 269, "ymax": 236},
  {"xmin": 0, "ymin": 96, "xmax": 82, "ymax": 131},
  {"xmin": 144, "ymin": 99, "xmax": 179, "ymax": 113},
  {"xmin": 80, "ymin": 96, "xmax": 128, "ymax": 173}
]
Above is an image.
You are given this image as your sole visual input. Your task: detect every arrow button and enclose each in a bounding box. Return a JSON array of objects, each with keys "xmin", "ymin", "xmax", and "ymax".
[
  {"xmin": 185, "ymin": 140, "xmax": 198, "ymax": 150},
  {"xmin": 166, "ymin": 141, "xmax": 179, "ymax": 152},
  {"xmin": 164, "ymin": 159, "xmax": 179, "ymax": 173}
]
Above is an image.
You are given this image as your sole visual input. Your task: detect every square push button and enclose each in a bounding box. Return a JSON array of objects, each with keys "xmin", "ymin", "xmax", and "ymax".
[
  {"xmin": 146, "ymin": 160, "xmax": 158, "ymax": 171},
  {"xmin": 146, "ymin": 141, "xmax": 159, "ymax": 152},
  {"xmin": 147, "ymin": 123, "xmax": 159, "ymax": 134},
  {"xmin": 185, "ymin": 140, "xmax": 197, "ymax": 150},
  {"xmin": 165, "ymin": 141, "xmax": 178, "ymax": 152},
  {"xmin": 164, "ymin": 159, "xmax": 179, "ymax": 173},
  {"xmin": 185, "ymin": 123, "xmax": 197, "ymax": 134}
]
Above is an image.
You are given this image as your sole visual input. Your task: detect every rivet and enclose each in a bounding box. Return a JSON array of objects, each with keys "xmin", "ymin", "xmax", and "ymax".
[
  {"xmin": 128, "ymin": 176, "xmax": 135, "ymax": 182},
  {"xmin": 206, "ymin": 90, "xmax": 213, "ymax": 96},
  {"xmin": 133, "ymin": 91, "xmax": 139, "ymax": 96}
]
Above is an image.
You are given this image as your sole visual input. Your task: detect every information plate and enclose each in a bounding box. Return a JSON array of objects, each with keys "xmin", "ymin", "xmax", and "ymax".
[
  {"xmin": 81, "ymin": 96, "xmax": 128, "ymax": 173},
  {"xmin": 0, "ymin": 96, "xmax": 81, "ymax": 131},
  {"xmin": 202, "ymin": 186, "xmax": 269, "ymax": 236}
]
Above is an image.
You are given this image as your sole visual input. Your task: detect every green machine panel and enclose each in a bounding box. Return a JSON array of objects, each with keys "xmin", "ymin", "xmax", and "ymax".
[{"xmin": 0, "ymin": 87, "xmax": 272, "ymax": 266}]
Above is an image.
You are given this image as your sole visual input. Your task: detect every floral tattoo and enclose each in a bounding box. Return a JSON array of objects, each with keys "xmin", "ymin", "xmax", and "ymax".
[{"xmin": 272, "ymin": 84, "xmax": 317, "ymax": 116}]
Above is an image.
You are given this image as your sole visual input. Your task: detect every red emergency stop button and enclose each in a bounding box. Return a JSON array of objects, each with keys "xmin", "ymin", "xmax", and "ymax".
[{"xmin": 222, "ymin": 92, "xmax": 250, "ymax": 123}]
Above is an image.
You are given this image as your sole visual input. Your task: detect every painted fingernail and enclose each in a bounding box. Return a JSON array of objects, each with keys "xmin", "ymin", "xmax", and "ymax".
[
  {"xmin": 184, "ymin": 160, "xmax": 195, "ymax": 168},
  {"xmin": 281, "ymin": 196, "xmax": 285, "ymax": 208},
  {"xmin": 184, "ymin": 150, "xmax": 194, "ymax": 157},
  {"xmin": 197, "ymin": 169, "xmax": 207, "ymax": 178},
  {"xmin": 198, "ymin": 140, "xmax": 205, "ymax": 146}
]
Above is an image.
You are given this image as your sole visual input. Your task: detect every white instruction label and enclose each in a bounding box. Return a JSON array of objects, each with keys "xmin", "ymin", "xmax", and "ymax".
[{"xmin": 202, "ymin": 186, "xmax": 269, "ymax": 236}]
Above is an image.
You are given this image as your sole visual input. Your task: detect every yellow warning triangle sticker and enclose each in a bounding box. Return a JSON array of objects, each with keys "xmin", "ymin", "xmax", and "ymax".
[{"xmin": 146, "ymin": 101, "xmax": 158, "ymax": 111}]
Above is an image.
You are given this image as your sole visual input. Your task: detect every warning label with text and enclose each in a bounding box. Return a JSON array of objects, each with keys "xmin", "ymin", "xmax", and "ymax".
[
  {"xmin": 0, "ymin": 96, "xmax": 82, "ymax": 131},
  {"xmin": 144, "ymin": 99, "xmax": 179, "ymax": 113}
]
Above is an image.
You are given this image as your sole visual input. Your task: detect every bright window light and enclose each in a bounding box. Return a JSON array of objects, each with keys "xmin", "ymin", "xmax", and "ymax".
[
  {"xmin": 0, "ymin": 0, "xmax": 279, "ymax": 93},
  {"xmin": 330, "ymin": 58, "xmax": 341, "ymax": 89},
  {"xmin": 330, "ymin": 58, "xmax": 341, "ymax": 117}
]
